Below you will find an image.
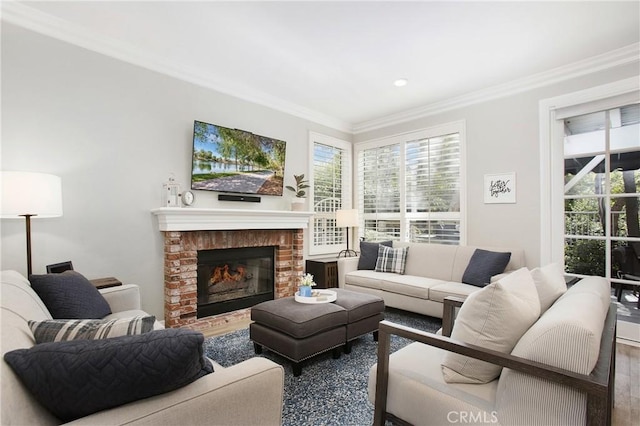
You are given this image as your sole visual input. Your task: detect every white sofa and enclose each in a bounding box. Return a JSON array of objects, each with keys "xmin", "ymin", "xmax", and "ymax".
[
  {"xmin": 1, "ymin": 270, "xmax": 284, "ymax": 426},
  {"xmin": 369, "ymin": 274, "xmax": 616, "ymax": 426},
  {"xmin": 338, "ymin": 242, "xmax": 525, "ymax": 318}
]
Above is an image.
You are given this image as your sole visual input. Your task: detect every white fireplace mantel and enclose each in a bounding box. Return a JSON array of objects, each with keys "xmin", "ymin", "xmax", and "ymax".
[{"xmin": 151, "ymin": 207, "xmax": 314, "ymax": 231}]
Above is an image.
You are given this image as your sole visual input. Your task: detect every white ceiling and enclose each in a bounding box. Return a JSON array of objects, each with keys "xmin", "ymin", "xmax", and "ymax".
[{"xmin": 3, "ymin": 1, "xmax": 640, "ymax": 133}]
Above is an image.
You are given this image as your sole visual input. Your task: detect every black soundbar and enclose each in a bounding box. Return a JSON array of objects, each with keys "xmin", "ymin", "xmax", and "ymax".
[{"xmin": 218, "ymin": 194, "xmax": 261, "ymax": 203}]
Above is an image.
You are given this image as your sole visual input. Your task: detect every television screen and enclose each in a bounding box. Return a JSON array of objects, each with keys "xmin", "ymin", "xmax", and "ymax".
[{"xmin": 191, "ymin": 121, "xmax": 287, "ymax": 196}]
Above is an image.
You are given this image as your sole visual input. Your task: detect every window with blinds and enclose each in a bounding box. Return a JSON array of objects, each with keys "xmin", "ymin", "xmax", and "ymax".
[
  {"xmin": 309, "ymin": 132, "xmax": 352, "ymax": 255},
  {"xmin": 360, "ymin": 144, "xmax": 402, "ymax": 240},
  {"xmin": 356, "ymin": 122, "xmax": 464, "ymax": 244}
]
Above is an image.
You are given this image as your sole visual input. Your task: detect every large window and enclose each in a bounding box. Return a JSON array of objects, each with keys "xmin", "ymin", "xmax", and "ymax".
[
  {"xmin": 540, "ymin": 78, "xmax": 640, "ymax": 342},
  {"xmin": 355, "ymin": 122, "xmax": 465, "ymax": 244},
  {"xmin": 563, "ymin": 104, "xmax": 640, "ymax": 282},
  {"xmin": 309, "ymin": 132, "xmax": 352, "ymax": 255}
]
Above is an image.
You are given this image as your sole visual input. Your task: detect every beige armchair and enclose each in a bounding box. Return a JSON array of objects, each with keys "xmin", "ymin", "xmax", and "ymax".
[{"xmin": 369, "ymin": 276, "xmax": 616, "ymax": 426}]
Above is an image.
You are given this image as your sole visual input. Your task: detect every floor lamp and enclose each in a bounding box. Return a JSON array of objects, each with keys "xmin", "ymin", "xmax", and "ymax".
[
  {"xmin": 336, "ymin": 209, "xmax": 359, "ymax": 258},
  {"xmin": 1, "ymin": 171, "xmax": 63, "ymax": 276}
]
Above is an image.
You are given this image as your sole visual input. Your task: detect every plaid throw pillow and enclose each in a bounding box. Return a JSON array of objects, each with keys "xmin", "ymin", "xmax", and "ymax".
[
  {"xmin": 375, "ymin": 245, "xmax": 409, "ymax": 275},
  {"xmin": 28, "ymin": 316, "xmax": 155, "ymax": 344}
]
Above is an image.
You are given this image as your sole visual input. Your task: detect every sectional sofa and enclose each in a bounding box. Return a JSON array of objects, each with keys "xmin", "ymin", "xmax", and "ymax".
[
  {"xmin": 337, "ymin": 242, "xmax": 525, "ymax": 318},
  {"xmin": 1, "ymin": 270, "xmax": 284, "ymax": 425}
]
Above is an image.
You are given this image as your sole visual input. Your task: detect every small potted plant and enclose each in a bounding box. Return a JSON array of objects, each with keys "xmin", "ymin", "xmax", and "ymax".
[
  {"xmin": 286, "ymin": 174, "xmax": 309, "ymax": 211},
  {"xmin": 298, "ymin": 273, "xmax": 316, "ymax": 297}
]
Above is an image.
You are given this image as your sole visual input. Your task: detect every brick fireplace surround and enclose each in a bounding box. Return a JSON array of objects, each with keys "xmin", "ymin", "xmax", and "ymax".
[{"xmin": 152, "ymin": 208, "xmax": 314, "ymax": 332}]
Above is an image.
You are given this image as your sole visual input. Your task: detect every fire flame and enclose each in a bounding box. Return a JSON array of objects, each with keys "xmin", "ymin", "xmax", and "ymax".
[{"xmin": 210, "ymin": 265, "xmax": 246, "ymax": 284}]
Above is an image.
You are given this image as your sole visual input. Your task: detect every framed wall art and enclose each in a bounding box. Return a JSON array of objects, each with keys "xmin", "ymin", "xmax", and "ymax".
[{"xmin": 484, "ymin": 173, "xmax": 516, "ymax": 204}]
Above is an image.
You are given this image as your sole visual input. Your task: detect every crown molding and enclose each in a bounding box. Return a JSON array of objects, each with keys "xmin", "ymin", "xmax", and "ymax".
[
  {"xmin": 1, "ymin": 1, "xmax": 353, "ymax": 134},
  {"xmin": 3, "ymin": 2, "xmax": 638, "ymax": 137},
  {"xmin": 352, "ymin": 43, "xmax": 640, "ymax": 134}
]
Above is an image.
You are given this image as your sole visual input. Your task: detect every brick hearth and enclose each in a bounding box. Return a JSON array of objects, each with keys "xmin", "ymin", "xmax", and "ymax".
[{"xmin": 162, "ymin": 228, "xmax": 303, "ymax": 330}]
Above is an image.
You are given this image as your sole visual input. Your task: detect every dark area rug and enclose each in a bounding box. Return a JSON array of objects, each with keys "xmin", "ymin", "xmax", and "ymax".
[{"xmin": 203, "ymin": 307, "xmax": 441, "ymax": 426}]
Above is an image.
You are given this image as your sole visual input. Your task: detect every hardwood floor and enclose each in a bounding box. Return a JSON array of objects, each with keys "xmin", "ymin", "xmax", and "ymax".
[
  {"xmin": 202, "ymin": 318, "xmax": 638, "ymax": 425},
  {"xmin": 200, "ymin": 317, "xmax": 251, "ymax": 338},
  {"xmin": 613, "ymin": 342, "xmax": 640, "ymax": 426}
]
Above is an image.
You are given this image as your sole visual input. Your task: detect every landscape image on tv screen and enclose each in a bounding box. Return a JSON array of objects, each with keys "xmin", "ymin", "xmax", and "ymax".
[{"xmin": 191, "ymin": 121, "xmax": 287, "ymax": 196}]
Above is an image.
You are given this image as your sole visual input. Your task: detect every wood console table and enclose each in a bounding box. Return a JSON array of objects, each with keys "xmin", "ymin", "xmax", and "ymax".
[{"xmin": 306, "ymin": 258, "xmax": 338, "ymax": 289}]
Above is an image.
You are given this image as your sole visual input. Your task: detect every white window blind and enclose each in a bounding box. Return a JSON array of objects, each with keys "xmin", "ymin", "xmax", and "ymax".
[
  {"xmin": 356, "ymin": 122, "xmax": 464, "ymax": 244},
  {"xmin": 309, "ymin": 132, "xmax": 352, "ymax": 255},
  {"xmin": 359, "ymin": 144, "xmax": 402, "ymax": 240},
  {"xmin": 406, "ymin": 133, "xmax": 461, "ymax": 243}
]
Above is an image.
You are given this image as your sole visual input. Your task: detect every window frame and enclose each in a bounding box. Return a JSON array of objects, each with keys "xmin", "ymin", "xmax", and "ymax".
[
  {"xmin": 539, "ymin": 77, "xmax": 640, "ymax": 343},
  {"xmin": 539, "ymin": 77, "xmax": 639, "ymax": 265},
  {"xmin": 307, "ymin": 131, "xmax": 353, "ymax": 256}
]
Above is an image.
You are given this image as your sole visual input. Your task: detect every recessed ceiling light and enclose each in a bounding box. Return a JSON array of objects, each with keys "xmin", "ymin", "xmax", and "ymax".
[{"xmin": 394, "ymin": 78, "xmax": 408, "ymax": 87}]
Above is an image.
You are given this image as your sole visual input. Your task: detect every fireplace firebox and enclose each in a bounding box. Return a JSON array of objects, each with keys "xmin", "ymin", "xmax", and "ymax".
[{"xmin": 197, "ymin": 246, "xmax": 275, "ymax": 318}]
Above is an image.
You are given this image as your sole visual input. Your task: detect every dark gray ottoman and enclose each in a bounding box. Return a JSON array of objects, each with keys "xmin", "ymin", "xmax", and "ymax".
[
  {"xmin": 250, "ymin": 297, "xmax": 347, "ymax": 376},
  {"xmin": 250, "ymin": 289, "xmax": 384, "ymax": 376},
  {"xmin": 333, "ymin": 289, "xmax": 385, "ymax": 353}
]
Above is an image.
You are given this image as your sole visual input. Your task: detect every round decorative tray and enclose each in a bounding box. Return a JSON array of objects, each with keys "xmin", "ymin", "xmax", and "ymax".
[{"xmin": 294, "ymin": 289, "xmax": 337, "ymax": 304}]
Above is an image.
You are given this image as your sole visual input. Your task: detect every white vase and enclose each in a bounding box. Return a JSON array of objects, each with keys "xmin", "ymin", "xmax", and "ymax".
[{"xmin": 291, "ymin": 199, "xmax": 305, "ymax": 211}]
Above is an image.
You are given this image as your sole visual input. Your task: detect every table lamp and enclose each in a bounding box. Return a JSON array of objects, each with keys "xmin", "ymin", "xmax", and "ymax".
[
  {"xmin": 1, "ymin": 171, "xmax": 63, "ymax": 276},
  {"xmin": 336, "ymin": 209, "xmax": 359, "ymax": 258}
]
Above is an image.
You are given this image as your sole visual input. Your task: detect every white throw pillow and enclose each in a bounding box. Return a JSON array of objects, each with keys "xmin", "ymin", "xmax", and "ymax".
[
  {"xmin": 441, "ymin": 267, "xmax": 541, "ymax": 384},
  {"xmin": 530, "ymin": 263, "xmax": 568, "ymax": 312}
]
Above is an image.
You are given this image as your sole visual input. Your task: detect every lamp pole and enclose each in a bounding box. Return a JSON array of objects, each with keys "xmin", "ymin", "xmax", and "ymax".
[{"xmin": 20, "ymin": 214, "xmax": 35, "ymax": 276}]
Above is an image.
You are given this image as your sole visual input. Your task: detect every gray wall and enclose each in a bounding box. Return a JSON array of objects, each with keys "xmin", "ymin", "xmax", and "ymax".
[
  {"xmin": 2, "ymin": 23, "xmax": 638, "ymax": 318},
  {"xmin": 0, "ymin": 24, "xmax": 349, "ymax": 318},
  {"xmin": 355, "ymin": 64, "xmax": 639, "ymax": 268}
]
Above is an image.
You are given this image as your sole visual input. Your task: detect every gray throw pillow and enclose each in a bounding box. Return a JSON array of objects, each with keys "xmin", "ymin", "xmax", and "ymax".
[
  {"xmin": 28, "ymin": 315, "xmax": 156, "ymax": 343},
  {"xmin": 4, "ymin": 329, "xmax": 214, "ymax": 422},
  {"xmin": 461, "ymin": 249, "xmax": 511, "ymax": 287},
  {"xmin": 375, "ymin": 245, "xmax": 409, "ymax": 275},
  {"xmin": 29, "ymin": 271, "xmax": 112, "ymax": 319},
  {"xmin": 357, "ymin": 240, "xmax": 393, "ymax": 270}
]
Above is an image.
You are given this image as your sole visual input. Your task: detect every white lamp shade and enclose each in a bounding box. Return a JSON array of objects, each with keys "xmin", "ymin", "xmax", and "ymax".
[
  {"xmin": 336, "ymin": 209, "xmax": 359, "ymax": 227},
  {"xmin": 1, "ymin": 171, "xmax": 63, "ymax": 218}
]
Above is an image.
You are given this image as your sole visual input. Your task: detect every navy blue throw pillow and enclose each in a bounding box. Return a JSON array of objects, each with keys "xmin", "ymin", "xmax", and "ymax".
[
  {"xmin": 29, "ymin": 271, "xmax": 111, "ymax": 319},
  {"xmin": 461, "ymin": 249, "xmax": 511, "ymax": 287},
  {"xmin": 357, "ymin": 240, "xmax": 393, "ymax": 270},
  {"xmin": 4, "ymin": 329, "xmax": 214, "ymax": 422}
]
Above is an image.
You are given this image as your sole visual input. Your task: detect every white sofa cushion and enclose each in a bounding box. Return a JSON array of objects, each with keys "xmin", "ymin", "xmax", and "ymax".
[
  {"xmin": 554, "ymin": 275, "xmax": 611, "ymax": 311},
  {"xmin": 369, "ymin": 342, "xmax": 499, "ymax": 426},
  {"xmin": 496, "ymin": 276, "xmax": 609, "ymax": 425},
  {"xmin": 530, "ymin": 263, "xmax": 567, "ymax": 312},
  {"xmin": 0, "ymin": 270, "xmax": 52, "ymax": 322},
  {"xmin": 398, "ymin": 243, "xmax": 460, "ymax": 281},
  {"xmin": 379, "ymin": 275, "xmax": 445, "ymax": 299},
  {"xmin": 441, "ymin": 267, "xmax": 540, "ymax": 384},
  {"xmin": 428, "ymin": 281, "xmax": 481, "ymax": 303},
  {"xmin": 342, "ymin": 270, "xmax": 385, "ymax": 290}
]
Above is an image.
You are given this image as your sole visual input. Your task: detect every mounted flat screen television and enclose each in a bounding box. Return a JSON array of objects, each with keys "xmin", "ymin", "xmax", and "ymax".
[{"xmin": 191, "ymin": 120, "xmax": 287, "ymax": 196}]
